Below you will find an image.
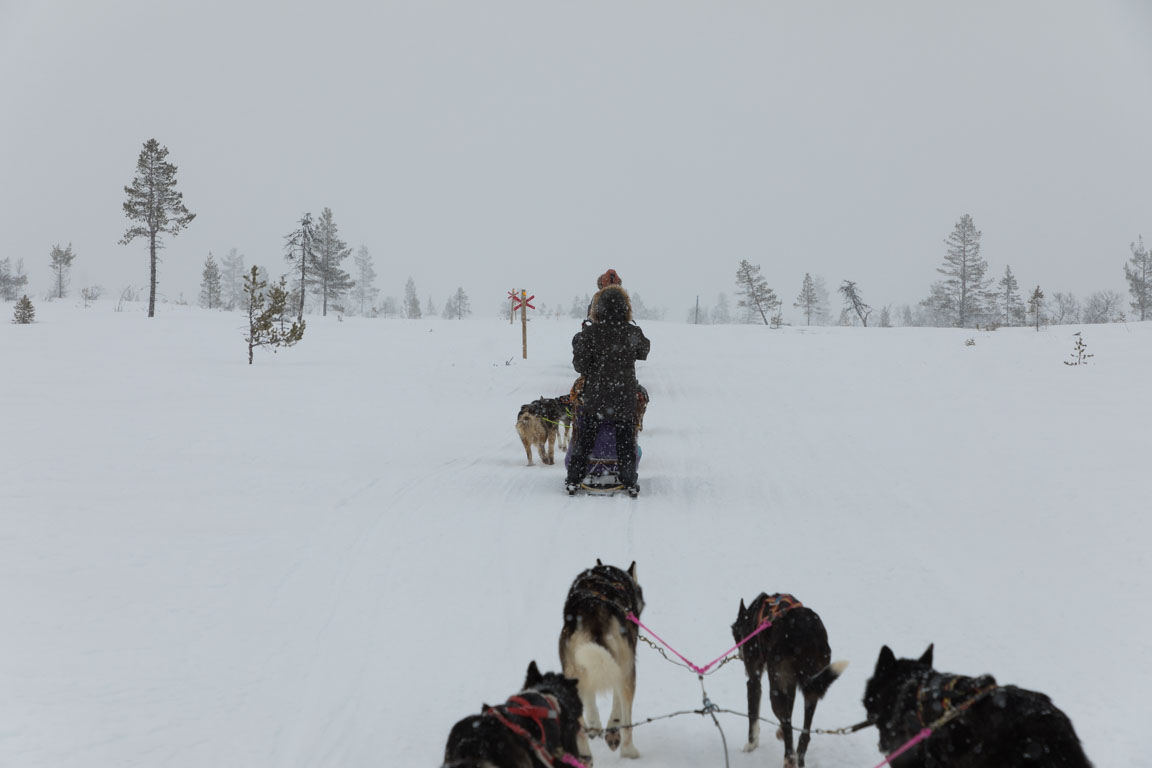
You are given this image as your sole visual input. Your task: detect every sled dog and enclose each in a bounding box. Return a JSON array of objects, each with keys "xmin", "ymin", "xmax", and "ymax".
[
  {"xmin": 558, "ymin": 560, "xmax": 645, "ymax": 759},
  {"xmin": 863, "ymin": 644, "xmax": 1092, "ymax": 768},
  {"xmin": 443, "ymin": 660, "xmax": 586, "ymax": 768},
  {"xmin": 732, "ymin": 593, "xmax": 847, "ymax": 768},
  {"xmin": 516, "ymin": 396, "xmax": 573, "ymax": 464},
  {"xmin": 516, "ymin": 402, "xmax": 554, "ymax": 465}
]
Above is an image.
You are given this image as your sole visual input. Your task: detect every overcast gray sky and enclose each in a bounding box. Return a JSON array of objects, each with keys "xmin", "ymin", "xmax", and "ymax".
[{"xmin": 3, "ymin": 1, "xmax": 1151, "ymax": 320}]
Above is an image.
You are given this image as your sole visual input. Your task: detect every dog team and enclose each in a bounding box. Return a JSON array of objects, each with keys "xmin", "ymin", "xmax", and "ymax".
[{"xmin": 442, "ymin": 560, "xmax": 1093, "ymax": 768}]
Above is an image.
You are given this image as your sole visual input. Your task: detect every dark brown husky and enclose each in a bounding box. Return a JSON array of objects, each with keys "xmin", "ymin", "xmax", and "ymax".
[{"xmin": 732, "ymin": 593, "xmax": 847, "ymax": 768}]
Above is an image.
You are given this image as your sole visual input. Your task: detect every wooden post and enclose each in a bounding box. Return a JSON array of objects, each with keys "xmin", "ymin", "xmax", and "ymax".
[
  {"xmin": 521, "ymin": 289, "xmax": 528, "ymax": 358},
  {"xmin": 510, "ymin": 290, "xmax": 515, "ymax": 324}
]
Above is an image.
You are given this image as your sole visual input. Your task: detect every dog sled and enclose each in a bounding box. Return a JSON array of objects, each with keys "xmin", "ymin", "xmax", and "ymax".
[{"xmin": 563, "ymin": 419, "xmax": 642, "ymax": 496}]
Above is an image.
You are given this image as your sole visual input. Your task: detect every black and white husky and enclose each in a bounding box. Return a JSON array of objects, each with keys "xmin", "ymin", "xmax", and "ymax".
[
  {"xmin": 442, "ymin": 661, "xmax": 585, "ymax": 768},
  {"xmin": 558, "ymin": 560, "xmax": 645, "ymax": 759}
]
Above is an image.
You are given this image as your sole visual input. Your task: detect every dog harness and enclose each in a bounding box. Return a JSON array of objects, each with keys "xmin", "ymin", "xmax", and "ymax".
[
  {"xmin": 483, "ymin": 693, "xmax": 563, "ymax": 767},
  {"xmin": 755, "ymin": 593, "xmax": 803, "ymax": 627},
  {"xmin": 915, "ymin": 673, "xmax": 999, "ymax": 729},
  {"xmin": 570, "ymin": 567, "xmax": 641, "ymax": 621}
]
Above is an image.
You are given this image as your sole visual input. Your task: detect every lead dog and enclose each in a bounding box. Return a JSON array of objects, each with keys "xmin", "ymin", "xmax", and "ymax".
[
  {"xmin": 559, "ymin": 560, "xmax": 644, "ymax": 759},
  {"xmin": 863, "ymin": 644, "xmax": 1092, "ymax": 767},
  {"xmin": 443, "ymin": 661, "xmax": 586, "ymax": 768},
  {"xmin": 732, "ymin": 593, "xmax": 847, "ymax": 768}
]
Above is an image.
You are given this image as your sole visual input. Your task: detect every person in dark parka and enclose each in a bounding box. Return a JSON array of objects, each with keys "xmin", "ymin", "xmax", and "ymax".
[{"xmin": 565, "ymin": 285, "xmax": 651, "ymax": 492}]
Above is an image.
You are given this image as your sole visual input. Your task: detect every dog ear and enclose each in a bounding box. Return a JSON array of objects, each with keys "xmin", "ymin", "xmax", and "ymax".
[
  {"xmin": 627, "ymin": 561, "xmax": 638, "ymax": 582},
  {"xmin": 738, "ymin": 598, "xmax": 747, "ymax": 618},
  {"xmin": 596, "ymin": 558, "xmax": 603, "ymax": 567},
  {"xmin": 524, "ymin": 660, "xmax": 543, "ymax": 688},
  {"xmin": 875, "ymin": 645, "xmax": 897, "ymax": 675},
  {"xmin": 918, "ymin": 643, "xmax": 934, "ymax": 667}
]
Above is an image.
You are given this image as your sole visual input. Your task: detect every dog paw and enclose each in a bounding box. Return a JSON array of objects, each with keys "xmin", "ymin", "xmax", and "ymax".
[
  {"xmin": 743, "ymin": 740, "xmax": 759, "ymax": 753},
  {"xmin": 605, "ymin": 728, "xmax": 620, "ymax": 751},
  {"xmin": 620, "ymin": 744, "xmax": 640, "ymax": 759},
  {"xmin": 579, "ymin": 755, "xmax": 594, "ymax": 768},
  {"xmin": 585, "ymin": 726, "xmax": 602, "ymax": 740}
]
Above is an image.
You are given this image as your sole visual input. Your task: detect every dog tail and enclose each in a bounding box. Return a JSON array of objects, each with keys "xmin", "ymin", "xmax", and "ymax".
[
  {"xmin": 805, "ymin": 660, "xmax": 849, "ymax": 699},
  {"xmin": 572, "ymin": 641, "xmax": 622, "ymax": 694}
]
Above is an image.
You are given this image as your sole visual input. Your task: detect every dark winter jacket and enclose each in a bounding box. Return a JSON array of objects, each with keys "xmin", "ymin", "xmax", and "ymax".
[{"xmin": 572, "ymin": 287, "xmax": 650, "ymax": 420}]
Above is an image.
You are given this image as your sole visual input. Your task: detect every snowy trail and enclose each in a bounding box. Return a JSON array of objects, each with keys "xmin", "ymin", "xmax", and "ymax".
[{"xmin": 2, "ymin": 305, "xmax": 1148, "ymax": 767}]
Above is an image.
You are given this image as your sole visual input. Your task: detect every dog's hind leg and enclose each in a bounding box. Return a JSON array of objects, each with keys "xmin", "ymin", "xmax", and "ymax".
[
  {"xmin": 604, "ymin": 667, "xmax": 639, "ymax": 758},
  {"xmin": 796, "ymin": 691, "xmax": 820, "ymax": 767},
  {"xmin": 545, "ymin": 429, "xmax": 556, "ymax": 465},
  {"xmin": 580, "ymin": 685, "xmax": 602, "ymax": 740},
  {"xmin": 521, "ymin": 437, "xmax": 534, "ymax": 465},
  {"xmin": 743, "ymin": 673, "xmax": 762, "ymax": 752},
  {"xmin": 769, "ymin": 673, "xmax": 799, "ymax": 768}
]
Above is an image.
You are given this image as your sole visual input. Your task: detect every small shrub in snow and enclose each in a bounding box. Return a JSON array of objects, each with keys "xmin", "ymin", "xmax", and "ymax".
[
  {"xmin": 243, "ymin": 266, "xmax": 305, "ymax": 364},
  {"xmin": 12, "ymin": 295, "xmax": 35, "ymax": 323},
  {"xmin": 1064, "ymin": 333, "xmax": 1094, "ymax": 366},
  {"xmin": 81, "ymin": 286, "xmax": 103, "ymax": 308}
]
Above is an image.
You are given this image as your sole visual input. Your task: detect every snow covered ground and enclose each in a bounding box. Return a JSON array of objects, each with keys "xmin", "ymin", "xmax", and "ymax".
[{"xmin": 2, "ymin": 300, "xmax": 1148, "ymax": 767}]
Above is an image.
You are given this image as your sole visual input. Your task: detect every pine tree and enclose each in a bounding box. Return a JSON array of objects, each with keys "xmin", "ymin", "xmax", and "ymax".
[
  {"xmin": 0, "ymin": 257, "xmax": 29, "ymax": 301},
  {"xmin": 309, "ymin": 207, "xmax": 354, "ymax": 316},
  {"xmin": 794, "ymin": 273, "xmax": 820, "ymax": 325},
  {"xmin": 243, "ymin": 266, "xmax": 305, "ymax": 364},
  {"xmin": 712, "ymin": 293, "xmax": 731, "ymax": 324},
  {"xmin": 997, "ymin": 265, "xmax": 1024, "ymax": 326},
  {"xmin": 812, "ymin": 276, "xmax": 832, "ymax": 325},
  {"xmin": 49, "ymin": 243, "xmax": 77, "ymax": 299},
  {"xmin": 839, "ymin": 280, "xmax": 872, "ymax": 326},
  {"xmin": 1027, "ymin": 285, "xmax": 1045, "ymax": 331},
  {"xmin": 12, "ymin": 294, "xmax": 35, "ymax": 323},
  {"xmin": 441, "ymin": 293, "xmax": 457, "ymax": 319},
  {"xmin": 879, "ymin": 305, "xmax": 892, "ymax": 327},
  {"xmin": 926, "ymin": 214, "xmax": 993, "ymax": 327},
  {"xmin": 350, "ymin": 245, "xmax": 380, "ymax": 315},
  {"xmin": 119, "ymin": 139, "xmax": 196, "ymax": 317},
  {"xmin": 1124, "ymin": 235, "xmax": 1151, "ymax": 321},
  {"xmin": 220, "ymin": 248, "xmax": 246, "ymax": 310},
  {"xmin": 404, "ymin": 277, "xmax": 421, "ymax": 319},
  {"xmin": 425, "ymin": 295, "xmax": 437, "ymax": 317},
  {"xmin": 734, "ymin": 260, "xmax": 780, "ymax": 325},
  {"xmin": 199, "ymin": 252, "xmax": 223, "ymax": 309},
  {"xmin": 283, "ymin": 213, "xmax": 317, "ymax": 322},
  {"xmin": 448, "ymin": 287, "xmax": 471, "ymax": 319}
]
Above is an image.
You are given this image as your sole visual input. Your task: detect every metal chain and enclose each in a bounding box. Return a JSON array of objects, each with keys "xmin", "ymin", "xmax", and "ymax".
[
  {"xmin": 714, "ymin": 708, "xmax": 874, "ymax": 736},
  {"xmin": 637, "ymin": 633, "xmax": 740, "ymax": 676}
]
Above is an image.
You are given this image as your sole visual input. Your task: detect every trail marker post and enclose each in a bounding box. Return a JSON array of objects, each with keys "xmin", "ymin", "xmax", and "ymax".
[
  {"xmin": 517, "ymin": 289, "xmax": 535, "ymax": 358},
  {"xmin": 507, "ymin": 290, "xmax": 518, "ymax": 324}
]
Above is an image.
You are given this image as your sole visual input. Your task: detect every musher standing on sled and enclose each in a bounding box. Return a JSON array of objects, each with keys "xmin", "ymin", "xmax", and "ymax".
[{"xmin": 565, "ymin": 284, "xmax": 650, "ymax": 496}]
